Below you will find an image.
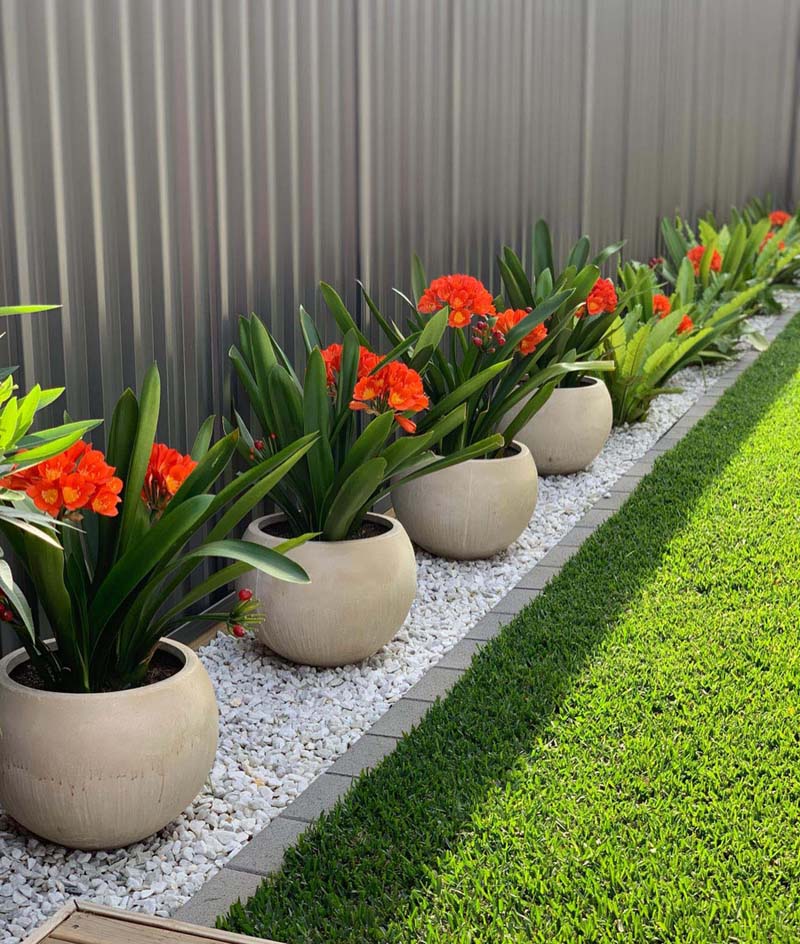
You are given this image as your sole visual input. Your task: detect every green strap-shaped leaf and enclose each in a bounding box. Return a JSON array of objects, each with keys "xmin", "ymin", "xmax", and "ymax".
[
  {"xmin": 392, "ymin": 434, "xmax": 505, "ymax": 489},
  {"xmin": 230, "ymin": 343, "xmax": 273, "ymax": 433},
  {"xmin": 267, "ymin": 364, "xmax": 305, "ymax": 445},
  {"xmin": 164, "ymin": 431, "xmax": 237, "ymax": 514},
  {"xmin": 497, "ymin": 259, "xmax": 524, "ymax": 311},
  {"xmin": 190, "ymin": 415, "xmax": 216, "ymax": 460},
  {"xmin": 408, "ymin": 308, "xmax": 448, "ymax": 373},
  {"xmin": 320, "ymin": 282, "xmax": 370, "ymax": 347},
  {"xmin": 567, "ymin": 235, "xmax": 591, "ymax": 270},
  {"xmin": 0, "ymin": 304, "xmax": 60, "ymax": 316},
  {"xmin": 504, "ymin": 246, "xmax": 535, "ymax": 304},
  {"xmin": 358, "ymin": 280, "xmax": 405, "ymax": 347},
  {"xmin": 532, "ymin": 219, "xmax": 554, "ymax": 279},
  {"xmin": 660, "ymin": 217, "xmax": 688, "ymax": 270},
  {"xmin": 181, "ymin": 539, "xmax": 309, "ymax": 583},
  {"xmin": 410, "ymin": 253, "xmax": 428, "ymax": 306},
  {"xmin": 297, "ymin": 305, "xmax": 323, "ymax": 355},
  {"xmin": 90, "ymin": 494, "xmax": 215, "ymax": 637},
  {"xmin": 417, "ymin": 359, "xmax": 511, "ymax": 430},
  {"xmin": 117, "ymin": 364, "xmax": 161, "ymax": 556},
  {"xmin": 328, "ymin": 410, "xmax": 394, "ymax": 502},
  {"xmin": 590, "ymin": 240, "xmax": 625, "ymax": 269},
  {"xmin": 249, "ymin": 314, "xmax": 280, "ymax": 391},
  {"xmin": 13, "ymin": 419, "xmax": 101, "ymax": 463},
  {"xmin": 303, "ymin": 349, "xmax": 335, "ymax": 510},
  {"xmin": 322, "ymin": 456, "xmax": 387, "ymax": 541}
]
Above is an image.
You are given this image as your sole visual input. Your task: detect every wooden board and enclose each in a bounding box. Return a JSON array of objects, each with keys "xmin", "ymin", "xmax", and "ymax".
[{"xmin": 22, "ymin": 901, "xmax": 283, "ymax": 944}]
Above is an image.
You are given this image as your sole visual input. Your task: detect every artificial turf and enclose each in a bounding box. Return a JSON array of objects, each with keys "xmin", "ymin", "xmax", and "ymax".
[{"xmin": 220, "ymin": 313, "xmax": 800, "ymax": 943}]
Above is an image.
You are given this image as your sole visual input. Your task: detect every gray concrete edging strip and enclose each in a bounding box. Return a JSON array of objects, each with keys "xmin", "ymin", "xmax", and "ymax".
[{"xmin": 174, "ymin": 307, "xmax": 795, "ymax": 926}]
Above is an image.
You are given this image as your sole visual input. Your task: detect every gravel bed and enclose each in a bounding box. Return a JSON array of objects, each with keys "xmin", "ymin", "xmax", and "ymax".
[{"xmin": 0, "ymin": 296, "xmax": 795, "ymax": 943}]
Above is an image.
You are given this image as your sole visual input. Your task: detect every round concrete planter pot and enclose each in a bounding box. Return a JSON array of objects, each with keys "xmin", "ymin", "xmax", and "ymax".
[
  {"xmin": 390, "ymin": 441, "xmax": 538, "ymax": 560},
  {"xmin": 506, "ymin": 376, "xmax": 612, "ymax": 475},
  {"xmin": 240, "ymin": 512, "xmax": 417, "ymax": 667},
  {"xmin": 0, "ymin": 638, "xmax": 218, "ymax": 850}
]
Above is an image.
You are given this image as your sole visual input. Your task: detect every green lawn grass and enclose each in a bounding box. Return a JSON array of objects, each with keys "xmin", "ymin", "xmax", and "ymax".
[{"xmin": 221, "ymin": 314, "xmax": 800, "ymax": 943}]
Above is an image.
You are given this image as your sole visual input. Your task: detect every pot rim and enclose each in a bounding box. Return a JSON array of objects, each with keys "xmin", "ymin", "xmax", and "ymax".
[
  {"xmin": 426, "ymin": 439, "xmax": 531, "ymax": 466},
  {"xmin": 0, "ymin": 637, "xmax": 193, "ymax": 701},
  {"xmin": 561, "ymin": 374, "xmax": 603, "ymax": 389},
  {"xmin": 250, "ymin": 510, "xmax": 404, "ymax": 547}
]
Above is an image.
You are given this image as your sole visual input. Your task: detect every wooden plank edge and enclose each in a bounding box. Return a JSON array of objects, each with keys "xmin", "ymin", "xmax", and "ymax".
[
  {"xmin": 20, "ymin": 901, "xmax": 77, "ymax": 944},
  {"xmin": 72, "ymin": 901, "xmax": 285, "ymax": 944}
]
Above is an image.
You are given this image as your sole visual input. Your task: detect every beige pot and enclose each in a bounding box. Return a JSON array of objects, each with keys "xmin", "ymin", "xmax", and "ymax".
[
  {"xmin": 390, "ymin": 441, "xmax": 538, "ymax": 560},
  {"xmin": 240, "ymin": 512, "xmax": 417, "ymax": 667},
  {"xmin": 0, "ymin": 639, "xmax": 218, "ymax": 850},
  {"xmin": 506, "ymin": 376, "xmax": 612, "ymax": 475}
]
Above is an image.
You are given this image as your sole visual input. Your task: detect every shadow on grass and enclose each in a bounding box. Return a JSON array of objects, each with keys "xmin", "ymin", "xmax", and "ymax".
[{"xmin": 221, "ymin": 314, "xmax": 800, "ymax": 943}]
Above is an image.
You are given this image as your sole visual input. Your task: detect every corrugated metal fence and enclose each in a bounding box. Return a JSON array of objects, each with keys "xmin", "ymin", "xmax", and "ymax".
[{"xmin": 1, "ymin": 0, "xmax": 799, "ymax": 651}]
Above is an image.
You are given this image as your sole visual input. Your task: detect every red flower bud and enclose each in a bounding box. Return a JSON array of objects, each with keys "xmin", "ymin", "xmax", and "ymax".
[
  {"xmin": 472, "ymin": 336, "xmax": 483, "ymax": 347},
  {"xmin": 238, "ymin": 588, "xmax": 253, "ymax": 602},
  {"xmin": 525, "ymin": 306, "xmax": 533, "ymax": 313},
  {"xmin": 254, "ymin": 439, "xmax": 264, "ymax": 451},
  {"xmin": 1, "ymin": 607, "xmax": 14, "ymax": 622},
  {"xmin": 232, "ymin": 623, "xmax": 246, "ymax": 638},
  {"xmin": 476, "ymin": 320, "xmax": 488, "ymax": 331},
  {"xmin": 496, "ymin": 336, "xmax": 506, "ymax": 346}
]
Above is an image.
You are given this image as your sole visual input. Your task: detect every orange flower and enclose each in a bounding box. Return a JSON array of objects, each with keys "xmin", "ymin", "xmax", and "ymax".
[
  {"xmin": 320, "ymin": 343, "xmax": 382, "ymax": 392},
  {"xmin": 769, "ymin": 210, "xmax": 791, "ymax": 228},
  {"xmin": 142, "ymin": 443, "xmax": 197, "ymax": 515},
  {"xmin": 580, "ymin": 278, "xmax": 618, "ymax": 317},
  {"xmin": 418, "ymin": 274, "xmax": 496, "ymax": 329},
  {"xmin": 759, "ymin": 230, "xmax": 786, "ymax": 253},
  {"xmin": 0, "ymin": 441, "xmax": 122, "ymax": 518},
  {"xmin": 686, "ymin": 245, "xmax": 722, "ymax": 275},
  {"xmin": 60, "ymin": 472, "xmax": 97, "ymax": 511},
  {"xmin": 652, "ymin": 293, "xmax": 671, "ymax": 318},
  {"xmin": 91, "ymin": 479, "xmax": 124, "ymax": 516},
  {"xmin": 493, "ymin": 309, "xmax": 548, "ymax": 355},
  {"xmin": 350, "ymin": 360, "xmax": 428, "ymax": 433},
  {"xmin": 677, "ymin": 314, "xmax": 694, "ymax": 334},
  {"xmin": 357, "ymin": 348, "xmax": 382, "ymax": 378},
  {"xmin": 321, "ymin": 343, "xmax": 343, "ymax": 387},
  {"xmin": 26, "ymin": 482, "xmax": 63, "ymax": 517}
]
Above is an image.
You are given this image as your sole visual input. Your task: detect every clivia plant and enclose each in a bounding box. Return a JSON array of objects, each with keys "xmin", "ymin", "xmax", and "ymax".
[
  {"xmin": 228, "ymin": 290, "xmax": 503, "ymax": 543},
  {"xmin": 0, "ymin": 305, "xmax": 101, "ymax": 547},
  {"xmin": 497, "ymin": 218, "xmax": 623, "ymax": 387},
  {"xmin": 603, "ymin": 264, "xmax": 750, "ymax": 425},
  {"xmin": 0, "ymin": 363, "xmax": 316, "ymax": 693},
  {"xmin": 352, "ymin": 258, "xmax": 610, "ymax": 458}
]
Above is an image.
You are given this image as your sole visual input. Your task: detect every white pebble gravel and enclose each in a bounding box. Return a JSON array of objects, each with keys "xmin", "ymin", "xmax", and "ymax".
[{"xmin": 1, "ymin": 295, "xmax": 796, "ymax": 943}]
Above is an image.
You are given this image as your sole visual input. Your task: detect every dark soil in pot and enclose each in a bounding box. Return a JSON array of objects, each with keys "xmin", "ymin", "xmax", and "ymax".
[
  {"xmin": 262, "ymin": 517, "xmax": 390, "ymax": 541},
  {"xmin": 10, "ymin": 647, "xmax": 183, "ymax": 693}
]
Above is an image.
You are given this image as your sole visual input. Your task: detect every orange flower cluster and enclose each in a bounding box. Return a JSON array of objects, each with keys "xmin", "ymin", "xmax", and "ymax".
[
  {"xmin": 418, "ymin": 274, "xmax": 496, "ymax": 329},
  {"xmin": 652, "ymin": 293, "xmax": 671, "ymax": 317},
  {"xmin": 769, "ymin": 210, "xmax": 791, "ymax": 228},
  {"xmin": 686, "ymin": 245, "xmax": 722, "ymax": 275},
  {"xmin": 677, "ymin": 314, "xmax": 694, "ymax": 334},
  {"xmin": 0, "ymin": 441, "xmax": 122, "ymax": 518},
  {"xmin": 142, "ymin": 443, "xmax": 197, "ymax": 515},
  {"xmin": 759, "ymin": 230, "xmax": 786, "ymax": 253},
  {"xmin": 321, "ymin": 343, "xmax": 381, "ymax": 391},
  {"xmin": 581, "ymin": 278, "xmax": 618, "ymax": 317},
  {"xmin": 493, "ymin": 309, "xmax": 549, "ymax": 355},
  {"xmin": 350, "ymin": 360, "xmax": 429, "ymax": 433}
]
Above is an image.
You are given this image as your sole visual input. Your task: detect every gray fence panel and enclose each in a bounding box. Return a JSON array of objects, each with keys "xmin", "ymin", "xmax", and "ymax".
[{"xmin": 0, "ymin": 0, "xmax": 797, "ymax": 654}]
